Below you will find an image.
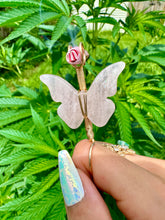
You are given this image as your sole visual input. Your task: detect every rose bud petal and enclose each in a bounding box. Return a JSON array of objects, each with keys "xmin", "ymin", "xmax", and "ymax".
[
  {"xmin": 66, "ymin": 46, "xmax": 82, "ymax": 65},
  {"xmin": 66, "ymin": 46, "xmax": 89, "ymax": 65}
]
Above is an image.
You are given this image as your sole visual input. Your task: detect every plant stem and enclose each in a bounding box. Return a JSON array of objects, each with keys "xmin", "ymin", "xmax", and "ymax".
[
  {"xmin": 76, "ymin": 65, "xmax": 86, "ymax": 91},
  {"xmin": 114, "ymin": 32, "xmax": 126, "ymax": 50},
  {"xmin": 75, "ymin": 44, "xmax": 94, "ymax": 141},
  {"xmin": 0, "ymin": 65, "xmax": 21, "ymax": 78},
  {"xmin": 15, "ymin": 64, "xmax": 22, "ymax": 76},
  {"xmin": 91, "ymin": 22, "xmax": 98, "ymax": 66}
]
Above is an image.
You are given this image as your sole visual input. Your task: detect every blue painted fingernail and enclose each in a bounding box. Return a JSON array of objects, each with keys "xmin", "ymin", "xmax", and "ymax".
[{"xmin": 58, "ymin": 150, "xmax": 84, "ymax": 206}]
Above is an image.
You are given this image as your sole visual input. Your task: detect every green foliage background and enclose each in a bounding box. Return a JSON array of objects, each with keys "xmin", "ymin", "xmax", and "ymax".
[{"xmin": 0, "ymin": 0, "xmax": 165, "ymax": 219}]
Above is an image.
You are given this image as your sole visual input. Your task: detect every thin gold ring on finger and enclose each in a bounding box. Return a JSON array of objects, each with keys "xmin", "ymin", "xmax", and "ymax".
[{"xmin": 89, "ymin": 141, "xmax": 95, "ymax": 169}]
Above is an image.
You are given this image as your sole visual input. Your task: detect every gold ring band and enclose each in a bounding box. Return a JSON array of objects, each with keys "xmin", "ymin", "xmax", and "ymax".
[
  {"xmin": 88, "ymin": 141, "xmax": 135, "ymax": 169},
  {"xmin": 89, "ymin": 141, "xmax": 95, "ymax": 168}
]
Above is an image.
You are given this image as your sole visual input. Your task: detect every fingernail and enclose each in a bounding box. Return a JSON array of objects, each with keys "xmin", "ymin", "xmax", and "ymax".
[{"xmin": 58, "ymin": 150, "xmax": 84, "ymax": 206}]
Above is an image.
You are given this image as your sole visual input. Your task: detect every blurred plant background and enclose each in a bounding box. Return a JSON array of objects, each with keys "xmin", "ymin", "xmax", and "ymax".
[{"xmin": 0, "ymin": 0, "xmax": 165, "ymax": 219}]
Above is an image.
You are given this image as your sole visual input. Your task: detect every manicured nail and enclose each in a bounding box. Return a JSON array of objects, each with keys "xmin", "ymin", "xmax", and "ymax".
[{"xmin": 58, "ymin": 150, "xmax": 84, "ymax": 206}]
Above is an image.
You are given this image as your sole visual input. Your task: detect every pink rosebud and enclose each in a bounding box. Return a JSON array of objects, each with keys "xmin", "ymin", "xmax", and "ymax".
[
  {"xmin": 66, "ymin": 46, "xmax": 89, "ymax": 65},
  {"xmin": 66, "ymin": 46, "xmax": 82, "ymax": 65}
]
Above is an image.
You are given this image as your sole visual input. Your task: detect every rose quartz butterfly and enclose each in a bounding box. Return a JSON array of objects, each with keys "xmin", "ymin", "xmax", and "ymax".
[{"xmin": 40, "ymin": 61, "xmax": 125, "ymax": 129}]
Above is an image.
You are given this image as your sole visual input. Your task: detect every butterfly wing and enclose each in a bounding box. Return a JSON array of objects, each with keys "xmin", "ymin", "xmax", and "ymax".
[
  {"xmin": 40, "ymin": 74, "xmax": 83, "ymax": 129},
  {"xmin": 87, "ymin": 61, "xmax": 125, "ymax": 127}
]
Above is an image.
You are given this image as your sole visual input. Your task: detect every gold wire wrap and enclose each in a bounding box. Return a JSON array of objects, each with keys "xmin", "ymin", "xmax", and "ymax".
[
  {"xmin": 76, "ymin": 66, "xmax": 86, "ymax": 91},
  {"xmin": 78, "ymin": 92, "xmax": 94, "ymax": 141}
]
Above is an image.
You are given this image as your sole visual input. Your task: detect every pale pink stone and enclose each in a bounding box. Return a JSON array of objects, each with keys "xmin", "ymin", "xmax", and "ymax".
[{"xmin": 40, "ymin": 62, "xmax": 125, "ymax": 129}]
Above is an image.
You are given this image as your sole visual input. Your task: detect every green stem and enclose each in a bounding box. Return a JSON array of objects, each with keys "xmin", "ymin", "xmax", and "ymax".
[
  {"xmin": 0, "ymin": 65, "xmax": 21, "ymax": 78},
  {"xmin": 7, "ymin": 65, "xmax": 22, "ymax": 78},
  {"xmin": 92, "ymin": 21, "xmax": 98, "ymax": 63},
  {"xmin": 0, "ymin": 65, "xmax": 11, "ymax": 71},
  {"xmin": 15, "ymin": 64, "xmax": 22, "ymax": 76},
  {"xmin": 114, "ymin": 31, "xmax": 126, "ymax": 50},
  {"xmin": 98, "ymin": 8, "xmax": 116, "ymax": 32}
]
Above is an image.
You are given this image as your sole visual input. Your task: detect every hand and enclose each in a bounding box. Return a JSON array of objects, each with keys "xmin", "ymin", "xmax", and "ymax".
[{"xmin": 64, "ymin": 140, "xmax": 165, "ymax": 220}]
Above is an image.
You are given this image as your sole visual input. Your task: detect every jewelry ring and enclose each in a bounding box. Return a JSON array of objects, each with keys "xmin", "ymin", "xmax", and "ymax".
[
  {"xmin": 88, "ymin": 140, "xmax": 135, "ymax": 170},
  {"xmin": 101, "ymin": 140, "xmax": 135, "ymax": 156},
  {"xmin": 89, "ymin": 141, "xmax": 95, "ymax": 169}
]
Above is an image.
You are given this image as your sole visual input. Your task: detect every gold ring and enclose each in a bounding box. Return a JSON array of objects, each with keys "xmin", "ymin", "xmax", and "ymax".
[{"xmin": 89, "ymin": 141, "xmax": 95, "ymax": 169}]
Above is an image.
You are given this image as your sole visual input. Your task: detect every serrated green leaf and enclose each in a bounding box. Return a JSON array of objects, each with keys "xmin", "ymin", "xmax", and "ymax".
[
  {"xmin": 15, "ymin": 190, "xmax": 61, "ymax": 220},
  {"xmin": 138, "ymin": 22, "xmax": 146, "ymax": 41},
  {"xmin": 145, "ymin": 20, "xmax": 165, "ymax": 32},
  {"xmin": 47, "ymin": 0, "xmax": 69, "ymax": 15},
  {"xmin": 31, "ymin": 106, "xmax": 53, "ymax": 145},
  {"xmin": 122, "ymin": 26, "xmax": 134, "ymax": 37},
  {"xmin": 9, "ymin": 117, "xmax": 33, "ymax": 132},
  {"xmin": 30, "ymin": 106, "xmax": 46, "ymax": 133},
  {"xmin": 126, "ymin": 78, "xmax": 159, "ymax": 90},
  {"xmin": 0, "ymin": 196, "xmax": 29, "ymax": 211},
  {"xmin": 115, "ymin": 102, "xmax": 132, "ymax": 144},
  {"xmin": 0, "ymin": 129, "xmax": 58, "ymax": 156},
  {"xmin": 14, "ymin": 142, "xmax": 58, "ymax": 156},
  {"xmin": 84, "ymin": 62, "xmax": 97, "ymax": 76},
  {"xmin": 52, "ymin": 49, "xmax": 62, "ymax": 74},
  {"xmin": 0, "ymin": 0, "xmax": 49, "ymax": 8},
  {"xmin": 39, "ymin": 24, "xmax": 54, "ymax": 31},
  {"xmin": 112, "ymin": 22, "xmax": 120, "ymax": 38},
  {"xmin": 52, "ymin": 16, "xmax": 73, "ymax": 42},
  {"xmin": 129, "ymin": 103, "xmax": 161, "ymax": 148},
  {"xmin": 17, "ymin": 86, "xmax": 38, "ymax": 99},
  {"xmin": 0, "ymin": 137, "xmax": 8, "ymax": 148},
  {"xmin": 139, "ymin": 44, "xmax": 165, "ymax": 56},
  {"xmin": 149, "ymin": 107, "xmax": 165, "ymax": 132},
  {"xmin": 0, "ymin": 129, "xmax": 42, "ymax": 144},
  {"xmin": 0, "ymin": 158, "xmax": 57, "ymax": 187},
  {"xmin": 23, "ymin": 33, "xmax": 46, "ymax": 50},
  {"xmin": 142, "ymin": 54, "xmax": 165, "ymax": 67},
  {"xmin": 0, "ymin": 98, "xmax": 29, "ymax": 107},
  {"xmin": 137, "ymin": 91, "xmax": 165, "ymax": 112},
  {"xmin": 48, "ymin": 127, "xmax": 65, "ymax": 150},
  {"xmin": 0, "ymin": 84, "xmax": 12, "ymax": 97},
  {"xmin": 129, "ymin": 86, "xmax": 164, "ymax": 93},
  {"xmin": 74, "ymin": 15, "xmax": 87, "ymax": 42},
  {"xmin": 0, "ymin": 144, "xmax": 13, "ymax": 161},
  {"xmin": 0, "ymin": 109, "xmax": 31, "ymax": 127},
  {"xmin": 0, "ymin": 12, "xmax": 59, "ymax": 45},
  {"xmin": 46, "ymin": 199, "xmax": 66, "ymax": 220},
  {"xmin": 0, "ymin": 148, "xmax": 39, "ymax": 165},
  {"xmin": 0, "ymin": 7, "xmax": 38, "ymax": 27},
  {"xmin": 61, "ymin": 0, "xmax": 70, "ymax": 15},
  {"xmin": 87, "ymin": 16, "xmax": 117, "ymax": 25},
  {"xmin": 26, "ymin": 169, "xmax": 59, "ymax": 202}
]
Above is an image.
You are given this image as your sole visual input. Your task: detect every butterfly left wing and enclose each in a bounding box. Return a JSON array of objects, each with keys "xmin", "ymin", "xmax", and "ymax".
[
  {"xmin": 87, "ymin": 61, "xmax": 125, "ymax": 127},
  {"xmin": 40, "ymin": 74, "xmax": 84, "ymax": 129}
]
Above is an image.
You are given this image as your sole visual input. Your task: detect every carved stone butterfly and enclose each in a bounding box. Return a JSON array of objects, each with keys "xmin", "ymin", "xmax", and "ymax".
[{"xmin": 40, "ymin": 61, "xmax": 125, "ymax": 129}]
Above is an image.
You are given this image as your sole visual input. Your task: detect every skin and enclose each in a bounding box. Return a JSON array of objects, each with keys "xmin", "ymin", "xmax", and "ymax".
[{"xmin": 66, "ymin": 139, "xmax": 165, "ymax": 220}]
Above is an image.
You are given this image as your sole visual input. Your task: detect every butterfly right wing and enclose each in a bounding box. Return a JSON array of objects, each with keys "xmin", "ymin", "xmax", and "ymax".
[
  {"xmin": 40, "ymin": 74, "xmax": 84, "ymax": 129},
  {"xmin": 87, "ymin": 62, "xmax": 125, "ymax": 127}
]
